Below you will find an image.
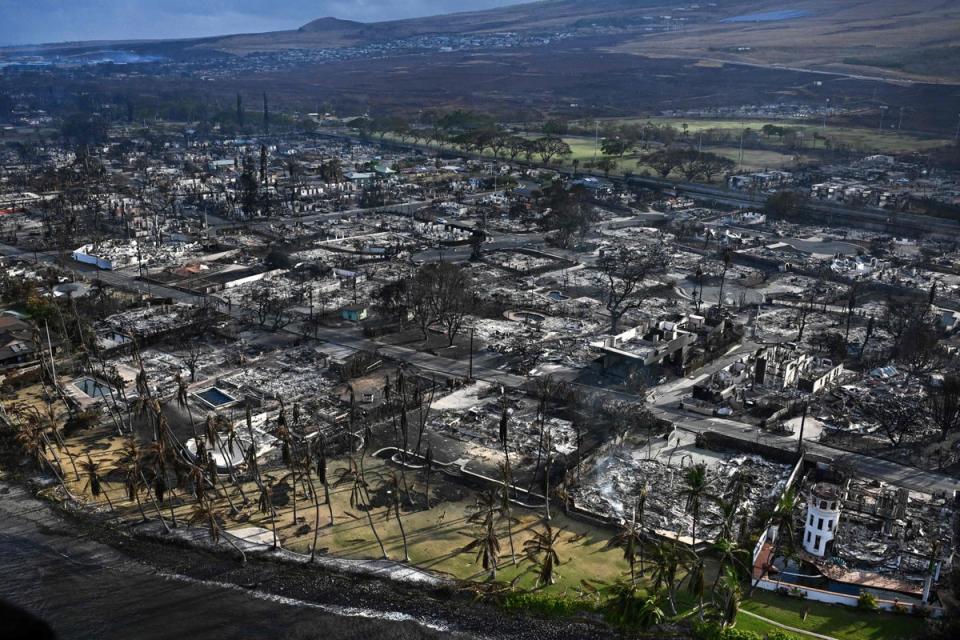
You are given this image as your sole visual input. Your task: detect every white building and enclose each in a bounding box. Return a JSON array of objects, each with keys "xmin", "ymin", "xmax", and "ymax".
[{"xmin": 803, "ymin": 483, "xmax": 842, "ymax": 557}]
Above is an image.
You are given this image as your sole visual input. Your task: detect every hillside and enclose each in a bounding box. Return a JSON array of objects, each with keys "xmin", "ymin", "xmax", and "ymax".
[{"xmin": 193, "ymin": 0, "xmax": 960, "ymax": 82}]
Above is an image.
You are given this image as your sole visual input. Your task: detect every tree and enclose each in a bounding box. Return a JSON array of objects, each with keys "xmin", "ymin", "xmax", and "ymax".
[
  {"xmin": 238, "ymin": 153, "xmax": 258, "ymax": 218},
  {"xmin": 536, "ymin": 137, "xmax": 571, "ymax": 164},
  {"xmin": 80, "ymin": 455, "xmax": 118, "ymax": 520},
  {"xmin": 715, "ymin": 567, "xmax": 741, "ymax": 628},
  {"xmin": 639, "ymin": 149, "xmax": 685, "ymax": 179},
  {"xmin": 680, "ymin": 463, "xmax": 715, "ymax": 550},
  {"xmin": 410, "ymin": 262, "xmax": 475, "ymax": 346},
  {"xmin": 606, "ymin": 497, "xmax": 645, "ymax": 586},
  {"xmin": 598, "ymin": 244, "xmax": 669, "ymax": 332},
  {"xmin": 189, "ymin": 496, "xmax": 247, "ymax": 564},
  {"xmin": 863, "ymin": 393, "xmax": 922, "ymax": 447},
  {"xmin": 764, "ymin": 190, "xmax": 806, "ymax": 220},
  {"xmin": 712, "ymin": 249, "xmax": 732, "ymax": 313},
  {"xmin": 536, "ymin": 182, "xmax": 596, "ymax": 249},
  {"xmin": 385, "ymin": 471, "xmax": 410, "ymax": 562},
  {"xmin": 699, "ymin": 153, "xmax": 735, "ymax": 183},
  {"xmin": 465, "ymin": 489, "xmax": 502, "ymax": 580},
  {"xmin": 927, "ymin": 374, "xmax": 960, "ymax": 442},
  {"xmin": 601, "ymin": 137, "xmax": 632, "ymax": 158},
  {"xmin": 523, "ymin": 518, "xmax": 563, "ymax": 587}
]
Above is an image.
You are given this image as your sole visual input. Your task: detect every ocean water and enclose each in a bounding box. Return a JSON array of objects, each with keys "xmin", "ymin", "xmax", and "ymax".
[{"xmin": 0, "ymin": 483, "xmax": 450, "ymax": 640}]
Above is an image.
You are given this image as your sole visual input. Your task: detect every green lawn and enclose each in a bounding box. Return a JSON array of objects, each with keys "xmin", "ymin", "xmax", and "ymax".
[
  {"xmin": 740, "ymin": 590, "xmax": 926, "ymax": 640},
  {"xmin": 588, "ymin": 117, "xmax": 950, "ymax": 155}
]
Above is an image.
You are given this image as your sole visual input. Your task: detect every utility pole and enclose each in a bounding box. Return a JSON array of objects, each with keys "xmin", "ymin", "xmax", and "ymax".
[
  {"xmin": 593, "ymin": 121, "xmax": 599, "ymax": 160},
  {"xmin": 898, "ymin": 106, "xmax": 905, "ymax": 131},
  {"xmin": 738, "ymin": 128, "xmax": 745, "ymax": 169},
  {"xmin": 878, "ymin": 105, "xmax": 888, "ymax": 134},
  {"xmin": 797, "ymin": 402, "xmax": 808, "ymax": 454},
  {"xmin": 823, "ymin": 98, "xmax": 830, "ymax": 129},
  {"xmin": 468, "ymin": 328, "xmax": 474, "ymax": 380}
]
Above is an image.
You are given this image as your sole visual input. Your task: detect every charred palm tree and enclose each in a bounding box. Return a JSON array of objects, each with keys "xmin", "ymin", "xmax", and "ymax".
[
  {"xmin": 497, "ymin": 462, "xmax": 517, "ymax": 565},
  {"xmin": 607, "ymin": 499, "xmax": 644, "ymax": 586},
  {"xmin": 423, "ymin": 440, "xmax": 434, "ymax": 508},
  {"xmin": 523, "ymin": 518, "xmax": 563, "ymax": 588},
  {"xmin": 80, "ymin": 455, "xmax": 119, "ymax": 521},
  {"xmin": 117, "ymin": 437, "xmax": 170, "ymax": 532},
  {"xmin": 313, "ymin": 435, "xmax": 334, "ymax": 527},
  {"xmin": 189, "ymin": 496, "xmax": 247, "ymax": 565},
  {"xmin": 385, "ymin": 471, "xmax": 410, "ymax": 562},
  {"xmin": 335, "ymin": 456, "xmax": 387, "ymax": 559},
  {"xmin": 648, "ymin": 538, "xmax": 690, "ymax": 615},
  {"xmin": 466, "ymin": 490, "xmax": 502, "ymax": 580}
]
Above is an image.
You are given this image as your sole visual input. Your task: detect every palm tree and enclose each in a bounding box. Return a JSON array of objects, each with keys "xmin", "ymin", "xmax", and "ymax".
[
  {"xmin": 423, "ymin": 440, "xmax": 434, "ymax": 508},
  {"xmin": 523, "ymin": 518, "xmax": 563, "ymax": 588},
  {"xmin": 715, "ymin": 567, "xmax": 741, "ymax": 628},
  {"xmin": 189, "ymin": 497, "xmax": 247, "ymax": 565},
  {"xmin": 750, "ymin": 487, "xmax": 799, "ymax": 595},
  {"xmin": 385, "ymin": 471, "xmax": 410, "ymax": 562},
  {"xmin": 607, "ymin": 579, "xmax": 665, "ymax": 630},
  {"xmin": 711, "ymin": 536, "xmax": 749, "ymax": 590},
  {"xmin": 647, "ymin": 538, "xmax": 690, "ymax": 615},
  {"xmin": 717, "ymin": 248, "xmax": 732, "ymax": 310},
  {"xmin": 335, "ymin": 456, "xmax": 387, "ymax": 559},
  {"xmin": 80, "ymin": 455, "xmax": 119, "ymax": 521},
  {"xmin": 313, "ymin": 436, "xmax": 334, "ymax": 526},
  {"xmin": 498, "ymin": 461, "xmax": 517, "ymax": 565},
  {"xmin": 685, "ymin": 555, "xmax": 707, "ymax": 620},
  {"xmin": 679, "ymin": 463, "xmax": 715, "ymax": 550},
  {"xmin": 466, "ymin": 490, "xmax": 502, "ymax": 580},
  {"xmin": 115, "ymin": 438, "xmax": 150, "ymax": 524},
  {"xmin": 606, "ymin": 498, "xmax": 643, "ymax": 586}
]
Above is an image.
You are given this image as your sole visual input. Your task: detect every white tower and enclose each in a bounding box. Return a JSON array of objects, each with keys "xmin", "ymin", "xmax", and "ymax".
[{"xmin": 803, "ymin": 483, "xmax": 842, "ymax": 557}]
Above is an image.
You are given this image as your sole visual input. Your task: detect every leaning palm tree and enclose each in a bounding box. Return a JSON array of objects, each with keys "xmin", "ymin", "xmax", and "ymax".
[
  {"xmin": 465, "ymin": 490, "xmax": 502, "ymax": 580},
  {"xmin": 80, "ymin": 455, "xmax": 119, "ymax": 521},
  {"xmin": 523, "ymin": 518, "xmax": 563, "ymax": 588},
  {"xmin": 711, "ymin": 536, "xmax": 749, "ymax": 590},
  {"xmin": 189, "ymin": 496, "xmax": 247, "ymax": 565}
]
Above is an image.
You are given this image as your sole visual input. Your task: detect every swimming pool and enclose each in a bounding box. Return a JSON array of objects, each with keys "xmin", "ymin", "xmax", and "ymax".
[
  {"xmin": 75, "ymin": 377, "xmax": 112, "ymax": 400},
  {"xmin": 196, "ymin": 387, "xmax": 237, "ymax": 408}
]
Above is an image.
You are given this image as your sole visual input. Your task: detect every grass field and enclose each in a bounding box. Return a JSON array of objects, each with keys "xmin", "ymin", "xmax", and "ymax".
[
  {"xmin": 740, "ymin": 590, "xmax": 924, "ymax": 640},
  {"xmin": 591, "ymin": 117, "xmax": 951, "ymax": 155}
]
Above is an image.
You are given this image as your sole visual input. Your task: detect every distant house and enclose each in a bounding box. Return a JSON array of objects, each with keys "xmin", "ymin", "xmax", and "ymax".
[
  {"xmin": 340, "ymin": 305, "xmax": 369, "ymax": 322},
  {"xmin": 0, "ymin": 315, "xmax": 40, "ymax": 370}
]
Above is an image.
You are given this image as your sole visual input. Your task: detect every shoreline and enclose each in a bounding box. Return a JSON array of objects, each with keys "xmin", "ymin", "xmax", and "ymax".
[{"xmin": 0, "ymin": 472, "xmax": 621, "ymax": 640}]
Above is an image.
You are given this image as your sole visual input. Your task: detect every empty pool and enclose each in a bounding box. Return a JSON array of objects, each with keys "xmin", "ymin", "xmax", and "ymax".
[{"xmin": 75, "ymin": 377, "xmax": 112, "ymax": 400}]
